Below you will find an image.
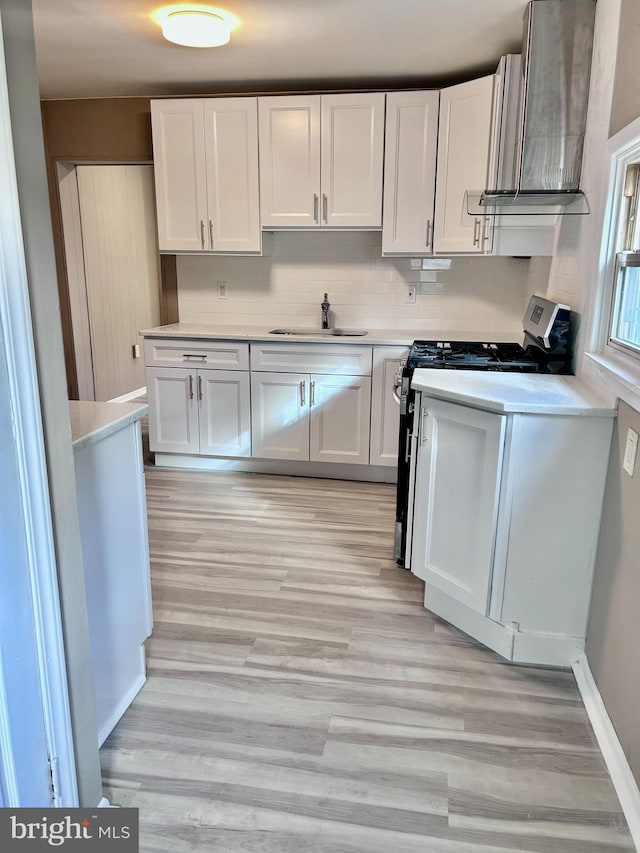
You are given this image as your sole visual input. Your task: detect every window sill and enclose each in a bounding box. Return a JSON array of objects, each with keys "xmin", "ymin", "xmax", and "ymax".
[{"xmin": 583, "ymin": 351, "xmax": 640, "ymax": 407}]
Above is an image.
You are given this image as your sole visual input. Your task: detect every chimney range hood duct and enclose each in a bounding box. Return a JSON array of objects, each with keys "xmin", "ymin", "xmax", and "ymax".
[{"xmin": 473, "ymin": 0, "xmax": 596, "ymax": 216}]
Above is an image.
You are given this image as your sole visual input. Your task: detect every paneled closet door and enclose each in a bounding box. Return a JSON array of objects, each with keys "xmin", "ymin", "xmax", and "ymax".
[{"xmin": 76, "ymin": 165, "xmax": 161, "ymax": 400}]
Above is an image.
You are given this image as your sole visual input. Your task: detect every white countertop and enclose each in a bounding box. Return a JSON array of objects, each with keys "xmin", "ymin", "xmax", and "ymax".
[
  {"xmin": 69, "ymin": 400, "xmax": 149, "ymax": 450},
  {"xmin": 139, "ymin": 322, "xmax": 522, "ymax": 347},
  {"xmin": 411, "ymin": 370, "xmax": 617, "ymax": 417}
]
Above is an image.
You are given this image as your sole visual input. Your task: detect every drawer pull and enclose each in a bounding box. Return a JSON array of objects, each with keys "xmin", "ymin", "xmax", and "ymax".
[{"xmin": 183, "ymin": 353, "xmax": 207, "ymax": 361}]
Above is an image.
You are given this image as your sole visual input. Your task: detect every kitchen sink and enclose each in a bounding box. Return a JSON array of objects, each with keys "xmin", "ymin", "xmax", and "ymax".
[{"xmin": 269, "ymin": 328, "xmax": 368, "ymax": 336}]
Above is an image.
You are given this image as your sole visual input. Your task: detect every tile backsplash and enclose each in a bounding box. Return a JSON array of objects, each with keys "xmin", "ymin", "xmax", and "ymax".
[{"xmin": 177, "ymin": 232, "xmax": 550, "ymax": 332}]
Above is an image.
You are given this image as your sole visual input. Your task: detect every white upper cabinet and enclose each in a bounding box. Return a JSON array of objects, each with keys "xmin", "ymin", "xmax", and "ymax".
[
  {"xmin": 151, "ymin": 97, "xmax": 261, "ymax": 253},
  {"xmin": 258, "ymin": 93, "xmax": 385, "ymax": 228},
  {"xmin": 320, "ymin": 93, "xmax": 386, "ymax": 228},
  {"xmin": 151, "ymin": 100, "xmax": 208, "ymax": 253},
  {"xmin": 382, "ymin": 91, "xmax": 439, "ymax": 254},
  {"xmin": 433, "ymin": 76, "xmax": 494, "ymax": 254},
  {"xmin": 258, "ymin": 96, "xmax": 321, "ymax": 227}
]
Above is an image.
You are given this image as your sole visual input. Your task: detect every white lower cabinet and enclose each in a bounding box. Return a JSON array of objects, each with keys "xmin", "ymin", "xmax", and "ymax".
[
  {"xmin": 251, "ymin": 371, "xmax": 371, "ymax": 464},
  {"xmin": 147, "ymin": 366, "xmax": 251, "ymax": 457},
  {"xmin": 411, "ymin": 398, "xmax": 505, "ymax": 614},
  {"xmin": 370, "ymin": 346, "xmax": 408, "ymax": 466},
  {"xmin": 410, "ymin": 391, "xmax": 614, "ymax": 666}
]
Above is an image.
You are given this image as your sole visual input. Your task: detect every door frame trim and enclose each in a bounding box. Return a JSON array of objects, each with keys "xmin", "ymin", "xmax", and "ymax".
[{"xmin": 0, "ymin": 17, "xmax": 77, "ymax": 806}]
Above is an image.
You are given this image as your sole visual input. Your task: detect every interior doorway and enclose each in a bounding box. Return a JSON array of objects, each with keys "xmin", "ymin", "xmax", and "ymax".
[{"xmin": 58, "ymin": 164, "xmax": 161, "ymax": 401}]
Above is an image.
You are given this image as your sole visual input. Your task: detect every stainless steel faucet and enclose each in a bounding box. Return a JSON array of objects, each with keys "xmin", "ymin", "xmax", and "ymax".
[{"xmin": 321, "ymin": 293, "xmax": 330, "ymax": 329}]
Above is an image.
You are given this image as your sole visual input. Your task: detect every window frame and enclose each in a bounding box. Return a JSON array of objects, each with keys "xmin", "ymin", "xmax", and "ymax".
[
  {"xmin": 608, "ymin": 251, "xmax": 640, "ymax": 359},
  {"xmin": 589, "ymin": 115, "xmax": 640, "ymax": 381}
]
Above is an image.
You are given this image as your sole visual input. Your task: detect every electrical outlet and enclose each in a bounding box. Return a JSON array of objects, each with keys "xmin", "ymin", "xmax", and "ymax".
[
  {"xmin": 405, "ymin": 285, "xmax": 417, "ymax": 304},
  {"xmin": 217, "ymin": 281, "xmax": 227, "ymax": 299},
  {"xmin": 623, "ymin": 427, "xmax": 638, "ymax": 476}
]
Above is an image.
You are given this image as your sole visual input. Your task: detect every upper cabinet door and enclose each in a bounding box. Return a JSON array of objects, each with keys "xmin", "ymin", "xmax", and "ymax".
[
  {"xmin": 151, "ymin": 99, "xmax": 208, "ymax": 252},
  {"xmin": 321, "ymin": 93, "xmax": 385, "ymax": 228},
  {"xmin": 258, "ymin": 96, "xmax": 321, "ymax": 227},
  {"xmin": 382, "ymin": 91, "xmax": 439, "ymax": 255},
  {"xmin": 433, "ymin": 76, "xmax": 494, "ymax": 254},
  {"xmin": 203, "ymin": 98, "xmax": 261, "ymax": 253}
]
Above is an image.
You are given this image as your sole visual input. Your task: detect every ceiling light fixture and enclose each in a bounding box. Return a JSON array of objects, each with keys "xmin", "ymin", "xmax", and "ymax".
[{"xmin": 160, "ymin": 8, "xmax": 233, "ymax": 48}]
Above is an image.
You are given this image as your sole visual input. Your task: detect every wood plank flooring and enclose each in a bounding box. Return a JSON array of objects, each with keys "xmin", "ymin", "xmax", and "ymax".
[{"xmin": 101, "ymin": 467, "xmax": 633, "ymax": 852}]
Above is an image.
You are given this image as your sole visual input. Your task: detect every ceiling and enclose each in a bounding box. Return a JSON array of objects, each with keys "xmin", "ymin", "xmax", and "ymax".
[{"xmin": 32, "ymin": 0, "xmax": 529, "ymax": 101}]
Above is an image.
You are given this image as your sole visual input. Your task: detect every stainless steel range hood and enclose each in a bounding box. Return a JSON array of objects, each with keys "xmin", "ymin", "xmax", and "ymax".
[{"xmin": 472, "ymin": 0, "xmax": 596, "ymax": 216}]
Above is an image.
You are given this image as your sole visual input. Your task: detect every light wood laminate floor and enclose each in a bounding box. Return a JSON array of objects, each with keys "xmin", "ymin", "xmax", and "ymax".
[{"xmin": 101, "ymin": 468, "xmax": 633, "ymax": 852}]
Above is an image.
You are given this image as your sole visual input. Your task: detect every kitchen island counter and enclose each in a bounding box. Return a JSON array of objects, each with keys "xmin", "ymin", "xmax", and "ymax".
[{"xmin": 70, "ymin": 398, "xmax": 152, "ymax": 746}]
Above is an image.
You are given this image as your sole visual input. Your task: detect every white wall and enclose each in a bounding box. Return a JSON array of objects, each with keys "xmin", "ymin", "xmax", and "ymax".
[{"xmin": 177, "ymin": 232, "xmax": 545, "ymax": 333}]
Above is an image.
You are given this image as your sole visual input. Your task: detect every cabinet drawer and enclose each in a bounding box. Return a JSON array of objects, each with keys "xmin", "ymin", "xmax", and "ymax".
[
  {"xmin": 250, "ymin": 343, "xmax": 372, "ymax": 375},
  {"xmin": 144, "ymin": 338, "xmax": 249, "ymax": 370}
]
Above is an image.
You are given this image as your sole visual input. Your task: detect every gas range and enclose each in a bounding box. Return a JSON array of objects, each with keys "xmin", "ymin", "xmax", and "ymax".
[
  {"xmin": 394, "ymin": 295, "xmax": 572, "ymax": 566},
  {"xmin": 407, "ymin": 340, "xmax": 545, "ymax": 372}
]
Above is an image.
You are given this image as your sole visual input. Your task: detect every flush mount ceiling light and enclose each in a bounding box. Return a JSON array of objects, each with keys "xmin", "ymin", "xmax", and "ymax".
[{"xmin": 155, "ymin": 6, "xmax": 237, "ymax": 48}]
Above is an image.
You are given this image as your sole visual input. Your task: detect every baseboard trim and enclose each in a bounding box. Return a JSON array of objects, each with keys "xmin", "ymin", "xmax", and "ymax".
[
  {"xmin": 97, "ymin": 670, "xmax": 146, "ymax": 748},
  {"xmin": 573, "ymin": 652, "xmax": 640, "ymax": 850},
  {"xmin": 108, "ymin": 386, "xmax": 146, "ymax": 403},
  {"xmin": 153, "ymin": 453, "xmax": 397, "ymax": 483}
]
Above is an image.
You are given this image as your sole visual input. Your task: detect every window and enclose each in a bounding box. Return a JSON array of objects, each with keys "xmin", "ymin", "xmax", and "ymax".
[{"xmin": 609, "ymin": 162, "xmax": 640, "ymax": 357}]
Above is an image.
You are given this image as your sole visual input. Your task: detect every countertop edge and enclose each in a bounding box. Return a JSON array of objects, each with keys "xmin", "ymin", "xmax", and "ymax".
[
  {"xmin": 70, "ymin": 401, "xmax": 149, "ymax": 450},
  {"xmin": 411, "ymin": 372, "xmax": 618, "ymax": 418}
]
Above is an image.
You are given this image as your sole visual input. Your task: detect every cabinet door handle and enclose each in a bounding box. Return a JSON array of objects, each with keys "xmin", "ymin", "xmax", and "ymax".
[
  {"xmin": 313, "ymin": 194, "xmax": 319, "ymax": 223},
  {"xmin": 198, "ymin": 375, "xmax": 203, "ymax": 400},
  {"xmin": 189, "ymin": 374, "xmax": 194, "ymax": 400},
  {"xmin": 299, "ymin": 380, "xmax": 306, "ymax": 406},
  {"xmin": 420, "ymin": 408, "xmax": 428, "ymax": 443},
  {"xmin": 310, "ymin": 380, "xmax": 315, "ymax": 406},
  {"xmin": 209, "ymin": 220, "xmax": 214, "ymax": 250},
  {"xmin": 322, "ymin": 193, "xmax": 328, "ymax": 224},
  {"xmin": 473, "ymin": 217, "xmax": 481, "ymax": 248},
  {"xmin": 426, "ymin": 219, "xmax": 432, "ymax": 250},
  {"xmin": 481, "ymin": 216, "xmax": 490, "ymax": 248},
  {"xmin": 200, "ymin": 219, "xmax": 205, "ymax": 250}
]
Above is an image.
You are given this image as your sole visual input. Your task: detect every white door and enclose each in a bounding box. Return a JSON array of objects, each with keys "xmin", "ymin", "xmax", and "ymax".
[
  {"xmin": 433, "ymin": 76, "xmax": 494, "ymax": 254},
  {"xmin": 309, "ymin": 374, "xmax": 371, "ymax": 465},
  {"xmin": 258, "ymin": 96, "xmax": 321, "ymax": 227},
  {"xmin": 382, "ymin": 91, "xmax": 439, "ymax": 254},
  {"xmin": 150, "ymin": 99, "xmax": 208, "ymax": 252},
  {"xmin": 411, "ymin": 397, "xmax": 506, "ymax": 615},
  {"xmin": 203, "ymin": 97, "xmax": 261, "ymax": 253},
  {"xmin": 251, "ymin": 371, "xmax": 309, "ymax": 460},
  {"xmin": 370, "ymin": 347, "xmax": 408, "ymax": 466},
  {"xmin": 199, "ymin": 369, "xmax": 252, "ymax": 457},
  {"xmin": 76, "ymin": 165, "xmax": 162, "ymax": 400},
  {"xmin": 321, "ymin": 93, "xmax": 385, "ymax": 228},
  {"xmin": 147, "ymin": 367, "xmax": 199, "ymax": 454}
]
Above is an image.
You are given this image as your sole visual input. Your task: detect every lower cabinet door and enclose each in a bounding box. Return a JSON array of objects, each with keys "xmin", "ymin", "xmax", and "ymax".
[
  {"xmin": 309, "ymin": 374, "xmax": 371, "ymax": 465},
  {"xmin": 411, "ymin": 397, "xmax": 506, "ymax": 615},
  {"xmin": 370, "ymin": 347, "xmax": 408, "ymax": 466},
  {"xmin": 251, "ymin": 371, "xmax": 309, "ymax": 460},
  {"xmin": 198, "ymin": 369, "xmax": 251, "ymax": 457},
  {"xmin": 147, "ymin": 366, "xmax": 199, "ymax": 454}
]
